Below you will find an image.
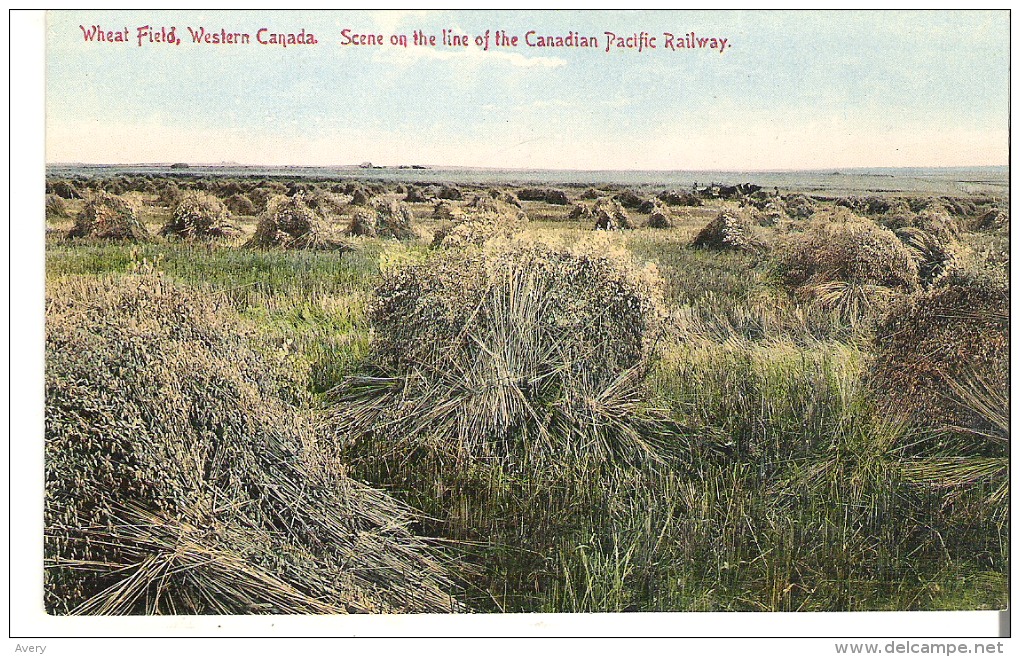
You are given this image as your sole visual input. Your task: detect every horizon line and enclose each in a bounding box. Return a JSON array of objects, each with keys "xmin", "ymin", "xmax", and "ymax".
[{"xmin": 46, "ymin": 162, "xmax": 1010, "ymax": 174}]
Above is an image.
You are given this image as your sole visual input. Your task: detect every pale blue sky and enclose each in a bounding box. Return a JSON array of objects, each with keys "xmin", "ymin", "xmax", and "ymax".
[{"xmin": 46, "ymin": 9, "xmax": 1009, "ymax": 170}]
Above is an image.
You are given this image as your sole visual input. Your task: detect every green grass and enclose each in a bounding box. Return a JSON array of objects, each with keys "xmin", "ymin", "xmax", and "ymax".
[
  {"xmin": 45, "ymin": 239, "xmax": 380, "ymax": 300},
  {"xmin": 46, "ymin": 239, "xmax": 382, "ymax": 392}
]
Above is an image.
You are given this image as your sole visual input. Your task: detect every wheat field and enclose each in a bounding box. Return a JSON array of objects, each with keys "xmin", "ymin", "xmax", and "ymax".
[{"xmin": 43, "ymin": 172, "xmax": 1009, "ymax": 614}]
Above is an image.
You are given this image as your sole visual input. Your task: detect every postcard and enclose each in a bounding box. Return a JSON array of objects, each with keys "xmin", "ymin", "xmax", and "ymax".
[{"xmin": 13, "ymin": 7, "xmax": 1011, "ymax": 648}]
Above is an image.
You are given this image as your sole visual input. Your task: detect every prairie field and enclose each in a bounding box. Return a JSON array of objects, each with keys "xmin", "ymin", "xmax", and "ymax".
[{"xmin": 43, "ymin": 171, "xmax": 1009, "ymax": 614}]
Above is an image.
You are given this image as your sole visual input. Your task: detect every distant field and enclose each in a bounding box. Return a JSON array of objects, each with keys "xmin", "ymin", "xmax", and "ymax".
[
  {"xmin": 43, "ymin": 173, "xmax": 1009, "ymax": 614},
  {"xmin": 46, "ymin": 164, "xmax": 1009, "ymax": 196}
]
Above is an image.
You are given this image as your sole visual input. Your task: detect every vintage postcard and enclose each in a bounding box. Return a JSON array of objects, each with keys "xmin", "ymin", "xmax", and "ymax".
[{"xmin": 14, "ymin": 7, "xmax": 1011, "ymax": 645}]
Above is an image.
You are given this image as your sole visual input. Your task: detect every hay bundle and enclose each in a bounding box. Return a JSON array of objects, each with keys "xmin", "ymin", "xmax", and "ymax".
[
  {"xmin": 646, "ymin": 202, "xmax": 675, "ymax": 229},
  {"xmin": 569, "ymin": 203, "xmax": 595, "ymax": 221},
  {"xmin": 882, "ymin": 207, "xmax": 960, "ymax": 244},
  {"xmin": 769, "ymin": 216, "xmax": 920, "ymax": 324},
  {"xmin": 437, "ymin": 185, "xmax": 463, "ymax": 200},
  {"xmin": 894, "ymin": 226, "xmax": 961, "ymax": 288},
  {"xmin": 917, "ymin": 207, "xmax": 961, "ymax": 243},
  {"xmin": 156, "ymin": 182, "xmax": 183, "ymax": 207},
  {"xmin": 266, "ymin": 194, "xmax": 313, "ymax": 235},
  {"xmin": 224, "ymin": 193, "xmax": 256, "ymax": 216},
  {"xmin": 246, "ymin": 187, "xmax": 273, "ymax": 213},
  {"xmin": 330, "ymin": 238, "xmax": 668, "ymax": 465},
  {"xmin": 246, "ymin": 195, "xmax": 349, "ymax": 251},
  {"xmin": 593, "ymin": 197, "xmax": 632, "ymax": 230},
  {"xmin": 615, "ymin": 189, "xmax": 644, "ymax": 209},
  {"xmin": 517, "ymin": 188, "xmax": 568, "ymax": 204},
  {"xmin": 46, "ymin": 194, "xmax": 69, "ymax": 218},
  {"xmin": 544, "ymin": 189, "xmax": 570, "ymax": 205},
  {"xmin": 45, "ymin": 274, "xmax": 458, "ymax": 615},
  {"xmin": 772, "ymin": 217, "xmax": 918, "ymax": 291},
  {"xmin": 950, "ymin": 197, "xmax": 981, "ymax": 216},
  {"xmin": 68, "ymin": 192, "xmax": 150, "ymax": 241},
  {"xmin": 973, "ymin": 208, "xmax": 1009, "ymax": 231},
  {"xmin": 467, "ymin": 194, "xmax": 527, "ymax": 220},
  {"xmin": 466, "ymin": 194, "xmax": 500, "ymax": 213},
  {"xmin": 865, "ymin": 196, "xmax": 894, "ymax": 214},
  {"xmin": 432, "ymin": 198, "xmax": 526, "ymax": 248},
  {"xmin": 783, "ymin": 194, "xmax": 816, "ymax": 219},
  {"xmin": 880, "ymin": 207, "xmax": 922, "ymax": 233},
  {"xmin": 258, "ymin": 180, "xmax": 289, "ymax": 196},
  {"xmin": 102, "ymin": 178, "xmax": 127, "ymax": 194},
  {"xmin": 516, "ymin": 188, "xmax": 545, "ymax": 201},
  {"xmin": 431, "ymin": 221, "xmax": 499, "ymax": 248},
  {"xmin": 349, "ymin": 208, "xmax": 379, "ymax": 237},
  {"xmin": 48, "ymin": 179, "xmax": 82, "ymax": 200},
  {"xmin": 488, "ymin": 188, "xmax": 522, "ymax": 208},
  {"xmin": 433, "ymin": 200, "xmax": 464, "ymax": 222},
  {"xmin": 657, "ymin": 190, "xmax": 702, "ymax": 207},
  {"xmin": 744, "ymin": 190, "xmax": 774, "ymax": 210},
  {"xmin": 580, "ymin": 187, "xmax": 604, "ymax": 200},
  {"xmin": 374, "ymin": 200, "xmax": 416, "ymax": 240},
  {"xmin": 882, "ymin": 207, "xmax": 962, "ymax": 288},
  {"xmin": 810, "ymin": 205, "xmax": 869, "ymax": 224},
  {"xmin": 637, "ymin": 198, "xmax": 660, "ymax": 214},
  {"xmin": 871, "ymin": 270, "xmax": 1008, "ymax": 433},
  {"xmin": 883, "ymin": 198, "xmax": 913, "ymax": 216},
  {"xmin": 213, "ymin": 180, "xmax": 246, "ymax": 197},
  {"xmin": 127, "ymin": 175, "xmax": 157, "ymax": 194},
  {"xmin": 647, "ymin": 210, "xmax": 674, "ymax": 229},
  {"xmin": 161, "ymin": 192, "xmax": 237, "ymax": 239},
  {"xmin": 404, "ymin": 185, "xmax": 429, "ymax": 203},
  {"xmin": 305, "ymin": 189, "xmax": 347, "ymax": 219},
  {"xmin": 751, "ymin": 200, "xmax": 789, "ymax": 227},
  {"xmin": 286, "ymin": 182, "xmax": 312, "ymax": 197},
  {"xmin": 691, "ymin": 210, "xmax": 764, "ymax": 252},
  {"xmin": 836, "ymin": 195, "xmax": 892, "ymax": 215},
  {"xmin": 80, "ymin": 178, "xmax": 106, "ymax": 193},
  {"xmin": 921, "ymin": 196, "xmax": 976, "ymax": 217},
  {"xmin": 350, "ymin": 187, "xmax": 372, "ymax": 206}
]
